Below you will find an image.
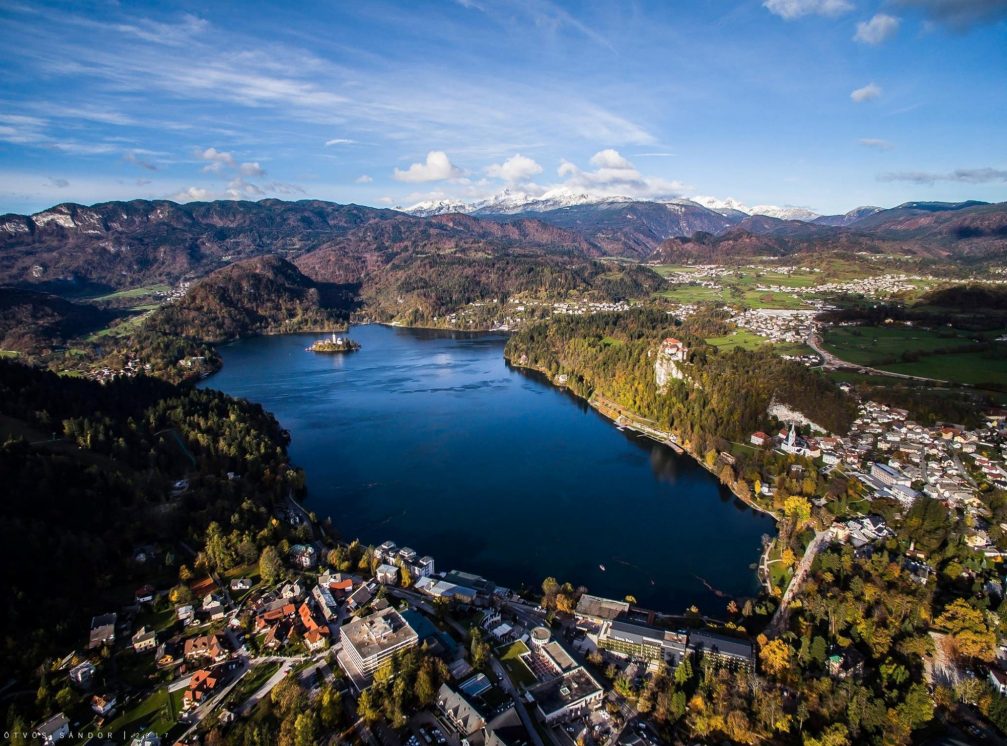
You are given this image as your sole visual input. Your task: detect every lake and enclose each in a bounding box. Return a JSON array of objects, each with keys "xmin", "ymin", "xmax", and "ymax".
[{"xmin": 201, "ymin": 324, "xmax": 774, "ymax": 613}]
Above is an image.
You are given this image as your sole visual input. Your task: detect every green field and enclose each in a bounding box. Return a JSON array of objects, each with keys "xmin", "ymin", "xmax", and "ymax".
[
  {"xmin": 91, "ymin": 283, "xmax": 171, "ymax": 302},
  {"xmin": 882, "ymin": 351, "xmax": 1007, "ymax": 387},
  {"xmin": 823, "ymin": 325, "xmax": 982, "ymax": 365},
  {"xmin": 87, "ymin": 309, "xmax": 156, "ymax": 340},
  {"xmin": 822, "ymin": 325, "xmax": 1007, "ymax": 385},
  {"xmin": 105, "ymin": 686, "xmax": 185, "ymax": 740},
  {"xmin": 706, "ymin": 330, "xmax": 767, "ymax": 351}
]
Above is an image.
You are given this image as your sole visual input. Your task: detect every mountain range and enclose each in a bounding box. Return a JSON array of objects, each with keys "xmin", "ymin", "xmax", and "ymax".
[{"xmin": 1, "ymin": 198, "xmax": 1005, "ymax": 298}]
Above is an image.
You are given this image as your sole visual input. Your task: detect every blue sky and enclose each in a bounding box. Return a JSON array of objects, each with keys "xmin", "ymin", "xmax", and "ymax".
[{"xmin": 0, "ymin": 0, "xmax": 1004, "ymax": 215}]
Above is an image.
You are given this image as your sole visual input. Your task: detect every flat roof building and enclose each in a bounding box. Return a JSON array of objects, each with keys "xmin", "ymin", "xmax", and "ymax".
[
  {"xmin": 575, "ymin": 594, "xmax": 630, "ymax": 625},
  {"xmin": 687, "ymin": 630, "xmax": 754, "ymax": 670},
  {"xmin": 341, "ymin": 606, "xmax": 418, "ymax": 676},
  {"xmin": 530, "ymin": 667, "xmax": 604, "ymax": 724},
  {"xmin": 598, "ymin": 619, "xmax": 688, "ymax": 666}
]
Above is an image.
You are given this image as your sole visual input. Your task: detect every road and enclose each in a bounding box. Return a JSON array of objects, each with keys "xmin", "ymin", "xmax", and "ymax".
[
  {"xmin": 807, "ymin": 332, "xmax": 951, "ymax": 384},
  {"xmin": 236, "ymin": 655, "xmax": 311, "ymax": 715},
  {"xmin": 765, "ymin": 529, "xmax": 830, "ymax": 637},
  {"xmin": 490, "ymin": 656, "xmax": 546, "ymax": 746},
  {"xmin": 177, "ymin": 658, "xmax": 250, "ymax": 737}
]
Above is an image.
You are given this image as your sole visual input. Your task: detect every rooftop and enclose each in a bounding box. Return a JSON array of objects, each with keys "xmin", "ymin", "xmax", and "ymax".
[
  {"xmin": 342, "ymin": 607, "xmax": 417, "ymax": 660},
  {"xmin": 531, "ymin": 667, "xmax": 602, "ymax": 715},
  {"xmin": 575, "ymin": 594, "xmax": 629, "ymax": 621},
  {"xmin": 688, "ymin": 630, "xmax": 753, "ymax": 661}
]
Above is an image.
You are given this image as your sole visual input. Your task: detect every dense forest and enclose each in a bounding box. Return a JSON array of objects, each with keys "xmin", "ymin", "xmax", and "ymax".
[
  {"xmin": 358, "ymin": 253, "xmax": 664, "ymax": 326},
  {"xmin": 505, "ymin": 308, "xmax": 855, "ymax": 446},
  {"xmin": 0, "ymin": 360, "xmax": 300, "ymax": 676},
  {"xmin": 147, "ymin": 255, "xmax": 355, "ymax": 343},
  {"xmin": 0, "ymin": 287, "xmax": 117, "ymax": 353}
]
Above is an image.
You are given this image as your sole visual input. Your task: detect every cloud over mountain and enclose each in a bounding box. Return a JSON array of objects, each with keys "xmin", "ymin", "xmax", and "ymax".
[
  {"xmin": 486, "ymin": 154, "xmax": 543, "ymax": 182},
  {"xmin": 393, "ymin": 151, "xmax": 462, "ymax": 182}
]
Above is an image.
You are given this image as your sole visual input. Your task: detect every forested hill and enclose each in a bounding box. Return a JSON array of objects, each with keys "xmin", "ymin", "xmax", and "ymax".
[
  {"xmin": 0, "ymin": 360, "xmax": 300, "ymax": 676},
  {"xmin": 0, "ymin": 199, "xmax": 595, "ymax": 290},
  {"xmin": 0, "ymin": 287, "xmax": 117, "ymax": 352},
  {"xmin": 146, "ymin": 255, "xmax": 356, "ymax": 343},
  {"xmin": 505, "ymin": 309, "xmax": 855, "ymax": 449},
  {"xmin": 356, "ymin": 254, "xmax": 665, "ymax": 326}
]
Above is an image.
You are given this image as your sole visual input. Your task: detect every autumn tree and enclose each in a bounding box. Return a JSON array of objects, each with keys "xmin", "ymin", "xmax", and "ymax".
[
  {"xmin": 259, "ymin": 545, "xmax": 284, "ymax": 586},
  {"xmin": 935, "ymin": 599, "xmax": 996, "ymax": 662},
  {"xmin": 758, "ymin": 638, "xmax": 792, "ymax": 677}
]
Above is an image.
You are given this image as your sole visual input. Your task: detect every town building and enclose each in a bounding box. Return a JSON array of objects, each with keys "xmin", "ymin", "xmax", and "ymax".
[
  {"xmin": 312, "ymin": 584, "xmax": 340, "ymax": 621},
  {"xmin": 290, "ymin": 544, "xmax": 317, "ymax": 569},
  {"xmin": 376, "ymin": 563, "xmax": 400, "ymax": 585},
  {"xmin": 990, "ymin": 668, "xmax": 1007, "ymax": 696},
  {"xmin": 341, "ymin": 606, "xmax": 419, "ymax": 676},
  {"xmin": 530, "ymin": 667, "xmax": 604, "ymax": 724},
  {"xmin": 871, "ymin": 462, "xmax": 912, "ymax": 487},
  {"xmin": 183, "ymin": 669, "xmax": 219, "ymax": 709},
  {"xmin": 687, "ymin": 630, "xmax": 754, "ymax": 670},
  {"xmin": 132, "ymin": 626, "xmax": 157, "ymax": 653},
  {"xmin": 183, "ymin": 634, "xmax": 228, "ymax": 663},
  {"xmin": 91, "ymin": 693, "xmax": 117, "ymax": 717},
  {"xmin": 34, "ymin": 713, "xmax": 70, "ymax": 745},
  {"xmin": 69, "ymin": 661, "xmax": 96, "ymax": 688},
  {"xmin": 88, "ymin": 613, "xmax": 117, "ymax": 649},
  {"xmin": 597, "ymin": 619, "xmax": 688, "ymax": 666}
]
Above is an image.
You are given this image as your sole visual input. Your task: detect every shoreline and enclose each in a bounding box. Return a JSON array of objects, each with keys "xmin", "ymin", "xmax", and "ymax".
[
  {"xmin": 505, "ymin": 355, "xmax": 782, "ymax": 596},
  {"xmin": 203, "ymin": 327, "xmax": 781, "ymax": 608}
]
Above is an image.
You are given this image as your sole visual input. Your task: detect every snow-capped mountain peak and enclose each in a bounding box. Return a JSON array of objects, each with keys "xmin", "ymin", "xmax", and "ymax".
[
  {"xmin": 403, "ymin": 189, "xmax": 636, "ymax": 216},
  {"xmin": 404, "ymin": 190, "xmax": 822, "ymax": 222},
  {"xmin": 690, "ymin": 195, "xmax": 820, "ymax": 222}
]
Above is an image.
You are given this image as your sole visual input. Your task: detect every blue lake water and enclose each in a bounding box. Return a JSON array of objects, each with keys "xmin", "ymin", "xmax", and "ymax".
[{"xmin": 201, "ymin": 324, "xmax": 774, "ymax": 613}]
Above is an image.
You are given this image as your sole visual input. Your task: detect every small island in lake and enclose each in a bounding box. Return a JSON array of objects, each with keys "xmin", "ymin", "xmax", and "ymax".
[{"xmin": 306, "ymin": 332, "xmax": 360, "ymax": 353}]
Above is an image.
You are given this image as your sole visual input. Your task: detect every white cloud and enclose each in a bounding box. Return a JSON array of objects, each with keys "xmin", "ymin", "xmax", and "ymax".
[
  {"xmin": 325, "ymin": 138, "xmax": 356, "ymax": 146},
  {"xmin": 198, "ymin": 146, "xmax": 235, "ymax": 172},
  {"xmin": 240, "ymin": 161, "xmax": 265, "ymax": 177},
  {"xmin": 589, "ymin": 148, "xmax": 634, "ymax": 169},
  {"xmin": 850, "ymin": 83, "xmax": 882, "ymax": 103},
  {"xmin": 355, "ymin": 174, "xmax": 373, "ymax": 184},
  {"xmin": 197, "ymin": 147, "xmax": 265, "ymax": 177},
  {"xmin": 393, "ymin": 151, "xmax": 462, "ymax": 182},
  {"xmin": 854, "ymin": 14, "xmax": 901, "ymax": 44},
  {"xmin": 171, "ymin": 186, "xmax": 213, "ymax": 201},
  {"xmin": 485, "ymin": 154, "xmax": 543, "ymax": 182},
  {"xmin": 46, "ymin": 177, "xmax": 69, "ymax": 188},
  {"xmin": 550, "ymin": 149, "xmax": 686, "ymax": 199},
  {"xmin": 859, "ymin": 138, "xmax": 894, "ymax": 150},
  {"xmin": 401, "ymin": 148, "xmax": 688, "ymax": 210},
  {"xmin": 763, "ymin": 0, "xmax": 854, "ymax": 20}
]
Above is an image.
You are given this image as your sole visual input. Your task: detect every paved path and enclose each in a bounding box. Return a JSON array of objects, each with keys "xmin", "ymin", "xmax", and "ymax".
[
  {"xmin": 236, "ymin": 655, "xmax": 311, "ymax": 715},
  {"xmin": 766, "ymin": 529, "xmax": 830, "ymax": 637},
  {"xmin": 808, "ymin": 333, "xmax": 951, "ymax": 384}
]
